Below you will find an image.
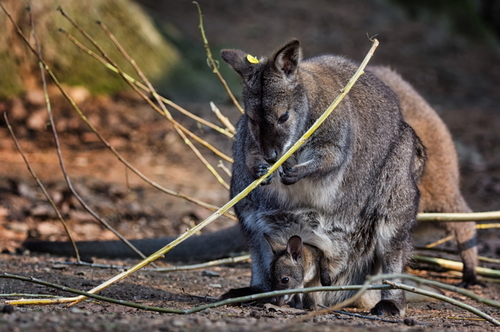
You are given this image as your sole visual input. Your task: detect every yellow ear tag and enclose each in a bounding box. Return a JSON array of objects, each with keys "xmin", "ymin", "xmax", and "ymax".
[{"xmin": 246, "ymin": 54, "xmax": 260, "ymax": 64}]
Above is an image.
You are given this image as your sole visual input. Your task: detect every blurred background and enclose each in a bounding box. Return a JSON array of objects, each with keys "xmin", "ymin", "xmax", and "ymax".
[{"xmin": 0, "ymin": 0, "xmax": 499, "ymax": 255}]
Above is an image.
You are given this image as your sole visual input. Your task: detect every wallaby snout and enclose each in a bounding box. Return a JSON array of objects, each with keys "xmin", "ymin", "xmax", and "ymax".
[{"xmin": 263, "ymin": 150, "xmax": 279, "ymax": 164}]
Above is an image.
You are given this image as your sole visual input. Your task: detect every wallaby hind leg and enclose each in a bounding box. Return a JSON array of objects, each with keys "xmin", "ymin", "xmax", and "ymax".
[
  {"xmin": 443, "ymin": 196, "xmax": 481, "ymax": 287},
  {"xmin": 418, "ymin": 193, "xmax": 480, "ymax": 287},
  {"xmin": 446, "ymin": 219, "xmax": 479, "ymax": 287},
  {"xmin": 371, "ymin": 250, "xmax": 407, "ymax": 317}
]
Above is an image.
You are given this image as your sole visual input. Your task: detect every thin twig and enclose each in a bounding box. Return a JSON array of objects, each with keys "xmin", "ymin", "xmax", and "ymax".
[
  {"xmin": 210, "ymin": 101, "xmax": 236, "ymax": 135},
  {"xmin": 413, "ymin": 255, "xmax": 500, "ymax": 278},
  {"xmin": 477, "ymin": 223, "xmax": 500, "ymax": 229},
  {"xmin": 381, "ymin": 274, "xmax": 500, "ymax": 308},
  {"xmin": 193, "ymin": 1, "xmax": 244, "ymax": 114},
  {"xmin": 415, "ymin": 246, "xmax": 500, "ymax": 265},
  {"xmin": 144, "ymin": 254, "xmax": 250, "ymax": 272},
  {"xmin": 1, "ymin": 272, "xmax": 185, "ymax": 312},
  {"xmin": 425, "ymin": 234, "xmax": 454, "ymax": 248},
  {"xmin": 273, "ymin": 277, "xmax": 375, "ymax": 330},
  {"xmin": 49, "ymin": 260, "xmax": 130, "ymax": 270},
  {"xmin": 60, "ymin": 29, "xmax": 234, "ymax": 138},
  {"xmin": 0, "ymin": 293, "xmax": 62, "ymax": 299},
  {"xmin": 384, "ymin": 280, "xmax": 500, "ymax": 326},
  {"xmin": 217, "ymin": 160, "xmax": 232, "ymax": 177},
  {"xmin": 330, "ymin": 309, "xmax": 425, "ymax": 325},
  {"xmin": 418, "ymin": 211, "xmax": 500, "ymax": 221},
  {"xmin": 3, "ymin": 113, "xmax": 81, "ymax": 262},
  {"xmin": 49, "ymin": 254, "xmax": 250, "ymax": 271}
]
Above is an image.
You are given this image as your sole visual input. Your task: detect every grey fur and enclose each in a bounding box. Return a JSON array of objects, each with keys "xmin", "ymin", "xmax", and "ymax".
[{"xmin": 221, "ymin": 39, "xmax": 426, "ymax": 316}]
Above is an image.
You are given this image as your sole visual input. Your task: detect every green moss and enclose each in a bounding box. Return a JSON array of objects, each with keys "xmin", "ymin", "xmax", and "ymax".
[
  {"xmin": 0, "ymin": 0, "xmax": 180, "ymax": 97},
  {"xmin": 50, "ymin": 0, "xmax": 179, "ymax": 95},
  {"xmin": 0, "ymin": 52, "xmax": 24, "ymax": 99}
]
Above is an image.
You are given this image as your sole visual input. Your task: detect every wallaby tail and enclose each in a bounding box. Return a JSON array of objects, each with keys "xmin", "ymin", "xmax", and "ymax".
[{"xmin": 22, "ymin": 225, "xmax": 247, "ymax": 262}]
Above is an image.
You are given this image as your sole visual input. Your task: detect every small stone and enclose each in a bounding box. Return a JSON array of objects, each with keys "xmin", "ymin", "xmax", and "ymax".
[
  {"xmin": 26, "ymin": 108, "xmax": 48, "ymax": 131},
  {"xmin": 10, "ymin": 97, "xmax": 27, "ymax": 121},
  {"xmin": 25, "ymin": 89, "xmax": 46, "ymax": 106},
  {"xmin": 202, "ymin": 270, "xmax": 220, "ymax": 277},
  {"xmin": 404, "ymin": 317, "xmax": 417, "ymax": 326},
  {"xmin": 172, "ymin": 319, "xmax": 185, "ymax": 327}
]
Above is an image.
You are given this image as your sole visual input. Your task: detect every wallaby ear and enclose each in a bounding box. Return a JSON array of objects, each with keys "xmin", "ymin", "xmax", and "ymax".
[
  {"xmin": 287, "ymin": 235, "xmax": 303, "ymax": 262},
  {"xmin": 273, "ymin": 39, "xmax": 301, "ymax": 79},
  {"xmin": 264, "ymin": 233, "xmax": 281, "ymax": 255},
  {"xmin": 220, "ymin": 49, "xmax": 258, "ymax": 80}
]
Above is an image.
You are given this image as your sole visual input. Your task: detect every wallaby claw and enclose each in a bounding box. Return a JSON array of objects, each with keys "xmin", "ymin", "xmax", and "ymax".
[{"xmin": 255, "ymin": 164, "xmax": 273, "ymax": 185}]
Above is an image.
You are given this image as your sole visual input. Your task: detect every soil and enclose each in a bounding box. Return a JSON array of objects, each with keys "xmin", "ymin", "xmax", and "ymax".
[{"xmin": 1, "ymin": 0, "xmax": 500, "ymax": 331}]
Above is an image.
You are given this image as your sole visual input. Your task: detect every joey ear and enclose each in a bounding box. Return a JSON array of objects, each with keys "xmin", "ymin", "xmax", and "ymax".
[
  {"xmin": 221, "ymin": 49, "xmax": 258, "ymax": 80},
  {"xmin": 287, "ymin": 235, "xmax": 303, "ymax": 262},
  {"xmin": 264, "ymin": 233, "xmax": 281, "ymax": 255},
  {"xmin": 273, "ymin": 39, "xmax": 301, "ymax": 79}
]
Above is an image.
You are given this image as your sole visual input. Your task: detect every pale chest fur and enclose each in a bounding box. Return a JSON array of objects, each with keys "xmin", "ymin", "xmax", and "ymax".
[{"xmin": 265, "ymin": 167, "xmax": 346, "ymax": 212}]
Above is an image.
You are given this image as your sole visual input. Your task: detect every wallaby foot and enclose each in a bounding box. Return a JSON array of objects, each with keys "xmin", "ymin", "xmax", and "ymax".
[
  {"xmin": 457, "ymin": 273, "xmax": 487, "ymax": 289},
  {"xmin": 370, "ymin": 300, "xmax": 402, "ymax": 316}
]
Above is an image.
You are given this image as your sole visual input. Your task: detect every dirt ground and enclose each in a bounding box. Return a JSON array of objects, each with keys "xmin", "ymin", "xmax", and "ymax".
[{"xmin": 1, "ymin": 0, "xmax": 500, "ymax": 331}]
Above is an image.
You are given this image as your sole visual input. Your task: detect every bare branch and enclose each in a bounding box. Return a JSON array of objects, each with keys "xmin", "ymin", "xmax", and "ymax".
[
  {"xmin": 193, "ymin": 1, "xmax": 244, "ymax": 114},
  {"xmin": 3, "ymin": 113, "xmax": 80, "ymax": 262}
]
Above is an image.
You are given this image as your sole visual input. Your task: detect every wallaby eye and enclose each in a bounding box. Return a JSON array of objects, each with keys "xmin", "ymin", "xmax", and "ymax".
[
  {"xmin": 281, "ymin": 277, "xmax": 290, "ymax": 285},
  {"xmin": 278, "ymin": 111, "xmax": 290, "ymax": 124},
  {"xmin": 248, "ymin": 116, "xmax": 257, "ymax": 126}
]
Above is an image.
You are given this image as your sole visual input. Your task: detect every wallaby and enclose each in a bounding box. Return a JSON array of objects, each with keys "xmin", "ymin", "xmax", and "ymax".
[
  {"xmin": 23, "ymin": 41, "xmax": 479, "ymax": 292},
  {"xmin": 368, "ymin": 66, "xmax": 479, "ymax": 287},
  {"xmin": 220, "ymin": 39, "xmax": 426, "ymax": 317},
  {"xmin": 265, "ymin": 234, "xmax": 332, "ymax": 310},
  {"xmin": 268, "ymin": 234, "xmax": 442, "ymax": 311},
  {"xmin": 268, "ymin": 234, "xmax": 384, "ymax": 311}
]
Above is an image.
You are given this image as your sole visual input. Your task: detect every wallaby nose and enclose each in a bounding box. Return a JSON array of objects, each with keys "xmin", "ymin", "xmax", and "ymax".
[{"xmin": 264, "ymin": 150, "xmax": 278, "ymax": 164}]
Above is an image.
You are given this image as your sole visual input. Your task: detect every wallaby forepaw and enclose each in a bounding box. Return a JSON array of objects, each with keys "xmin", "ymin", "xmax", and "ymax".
[
  {"xmin": 279, "ymin": 166, "xmax": 300, "ymax": 185},
  {"xmin": 370, "ymin": 300, "xmax": 402, "ymax": 316},
  {"xmin": 255, "ymin": 164, "xmax": 273, "ymax": 185}
]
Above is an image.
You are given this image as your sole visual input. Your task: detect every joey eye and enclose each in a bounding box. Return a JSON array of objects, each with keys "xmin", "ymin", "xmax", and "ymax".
[
  {"xmin": 281, "ymin": 277, "xmax": 290, "ymax": 285},
  {"xmin": 248, "ymin": 116, "xmax": 257, "ymax": 126},
  {"xmin": 278, "ymin": 111, "xmax": 290, "ymax": 124}
]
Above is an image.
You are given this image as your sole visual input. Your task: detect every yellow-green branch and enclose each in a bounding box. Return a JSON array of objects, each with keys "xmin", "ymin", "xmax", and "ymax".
[{"xmin": 7, "ymin": 37, "xmax": 379, "ymax": 307}]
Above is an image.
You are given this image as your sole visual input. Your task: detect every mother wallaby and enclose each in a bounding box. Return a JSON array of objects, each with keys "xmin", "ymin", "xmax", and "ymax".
[{"xmin": 221, "ymin": 39, "xmax": 426, "ymax": 316}]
